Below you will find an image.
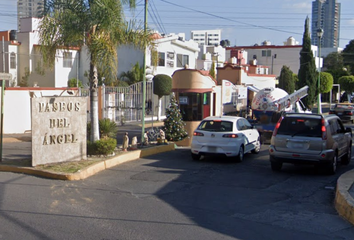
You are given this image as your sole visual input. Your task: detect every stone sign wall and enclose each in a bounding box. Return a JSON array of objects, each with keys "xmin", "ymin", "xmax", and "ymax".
[{"xmin": 31, "ymin": 96, "xmax": 87, "ymax": 166}]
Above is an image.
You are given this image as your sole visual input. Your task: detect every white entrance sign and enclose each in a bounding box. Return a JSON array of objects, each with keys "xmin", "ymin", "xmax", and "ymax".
[{"xmin": 31, "ymin": 96, "xmax": 87, "ymax": 166}]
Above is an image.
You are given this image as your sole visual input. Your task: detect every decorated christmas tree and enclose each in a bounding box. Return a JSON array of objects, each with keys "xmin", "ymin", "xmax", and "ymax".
[{"xmin": 164, "ymin": 94, "xmax": 188, "ymax": 141}]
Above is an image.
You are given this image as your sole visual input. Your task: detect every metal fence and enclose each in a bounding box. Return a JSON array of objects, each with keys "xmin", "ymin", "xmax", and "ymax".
[{"xmin": 82, "ymin": 82, "xmax": 170, "ymax": 125}]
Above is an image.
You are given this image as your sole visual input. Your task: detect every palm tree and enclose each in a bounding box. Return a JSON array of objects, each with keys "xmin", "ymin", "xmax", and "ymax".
[
  {"xmin": 37, "ymin": 0, "xmax": 151, "ymax": 142},
  {"xmin": 119, "ymin": 61, "xmax": 144, "ymax": 85}
]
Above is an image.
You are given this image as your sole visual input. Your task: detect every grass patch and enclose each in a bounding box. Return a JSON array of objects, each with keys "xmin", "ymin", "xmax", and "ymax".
[{"xmin": 35, "ymin": 160, "xmax": 101, "ymax": 173}]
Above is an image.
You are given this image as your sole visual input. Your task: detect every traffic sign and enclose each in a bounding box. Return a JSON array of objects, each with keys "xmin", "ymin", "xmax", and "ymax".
[{"xmin": 0, "ymin": 73, "xmax": 12, "ymax": 80}]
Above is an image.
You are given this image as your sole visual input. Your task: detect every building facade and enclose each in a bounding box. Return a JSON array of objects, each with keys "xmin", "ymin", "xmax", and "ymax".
[
  {"xmin": 311, "ymin": 0, "xmax": 341, "ymax": 48},
  {"xmin": 226, "ymin": 37, "xmax": 322, "ymax": 78},
  {"xmin": 17, "ymin": 0, "xmax": 45, "ymax": 31},
  {"xmin": 191, "ymin": 29, "xmax": 221, "ymax": 46},
  {"xmin": 117, "ymin": 33, "xmax": 200, "ymax": 79}
]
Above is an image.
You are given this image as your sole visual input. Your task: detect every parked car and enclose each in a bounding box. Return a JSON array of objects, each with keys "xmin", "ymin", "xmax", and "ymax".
[
  {"xmin": 340, "ymin": 92, "xmax": 354, "ymax": 103},
  {"xmin": 329, "ymin": 103, "xmax": 354, "ymax": 123},
  {"xmin": 269, "ymin": 113, "xmax": 352, "ymax": 174},
  {"xmin": 191, "ymin": 116, "xmax": 261, "ymax": 161}
]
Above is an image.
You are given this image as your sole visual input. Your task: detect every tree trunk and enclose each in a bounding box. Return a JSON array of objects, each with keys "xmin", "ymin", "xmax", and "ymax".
[
  {"xmin": 157, "ymin": 98, "xmax": 161, "ymax": 121},
  {"xmin": 90, "ymin": 63, "xmax": 100, "ymax": 142}
]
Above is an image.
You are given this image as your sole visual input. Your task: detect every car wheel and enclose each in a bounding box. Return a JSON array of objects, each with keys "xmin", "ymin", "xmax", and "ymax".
[
  {"xmin": 191, "ymin": 153, "xmax": 201, "ymax": 161},
  {"xmin": 327, "ymin": 154, "xmax": 338, "ymax": 175},
  {"xmin": 252, "ymin": 137, "xmax": 261, "ymax": 154},
  {"xmin": 271, "ymin": 161, "xmax": 283, "ymax": 171},
  {"xmin": 235, "ymin": 146, "xmax": 244, "ymax": 162},
  {"xmin": 341, "ymin": 145, "xmax": 351, "ymax": 165}
]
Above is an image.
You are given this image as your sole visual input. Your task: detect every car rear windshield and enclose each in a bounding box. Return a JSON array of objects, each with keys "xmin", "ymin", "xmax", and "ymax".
[
  {"xmin": 277, "ymin": 117, "xmax": 322, "ymax": 137},
  {"xmin": 197, "ymin": 120, "xmax": 233, "ymax": 132}
]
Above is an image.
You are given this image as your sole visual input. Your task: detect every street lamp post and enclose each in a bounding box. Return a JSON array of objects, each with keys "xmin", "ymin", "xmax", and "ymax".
[{"xmin": 317, "ymin": 28, "xmax": 324, "ymax": 114}]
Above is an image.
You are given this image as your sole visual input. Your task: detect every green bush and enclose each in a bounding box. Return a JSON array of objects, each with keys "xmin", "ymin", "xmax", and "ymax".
[
  {"xmin": 87, "ymin": 119, "xmax": 118, "ymax": 140},
  {"xmin": 87, "ymin": 138, "xmax": 117, "ymax": 156},
  {"xmin": 68, "ymin": 78, "xmax": 83, "ymax": 87},
  {"xmin": 99, "ymin": 118, "xmax": 118, "ymax": 138},
  {"xmin": 153, "ymin": 74, "xmax": 172, "ymax": 99}
]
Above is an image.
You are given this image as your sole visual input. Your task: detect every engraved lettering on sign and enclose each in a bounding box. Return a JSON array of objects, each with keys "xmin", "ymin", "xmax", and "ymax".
[
  {"xmin": 42, "ymin": 133, "xmax": 78, "ymax": 145},
  {"xmin": 49, "ymin": 118, "xmax": 70, "ymax": 128},
  {"xmin": 39, "ymin": 102, "xmax": 81, "ymax": 112}
]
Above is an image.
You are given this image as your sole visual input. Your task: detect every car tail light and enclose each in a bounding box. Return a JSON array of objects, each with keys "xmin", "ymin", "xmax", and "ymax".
[
  {"xmin": 345, "ymin": 111, "xmax": 353, "ymax": 115},
  {"xmin": 321, "ymin": 118, "xmax": 327, "ymax": 140},
  {"xmin": 272, "ymin": 116, "xmax": 283, "ymax": 136},
  {"xmin": 329, "ymin": 111, "xmax": 335, "ymax": 114},
  {"xmin": 193, "ymin": 131, "xmax": 204, "ymax": 136},
  {"xmin": 223, "ymin": 134, "xmax": 238, "ymax": 138}
]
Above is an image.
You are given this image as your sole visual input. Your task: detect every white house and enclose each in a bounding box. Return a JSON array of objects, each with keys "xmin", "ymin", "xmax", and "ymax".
[
  {"xmin": 17, "ymin": 18, "xmax": 81, "ymax": 88},
  {"xmin": 196, "ymin": 45, "xmax": 226, "ymax": 71},
  {"xmin": 117, "ymin": 33, "xmax": 200, "ymax": 79},
  {"xmin": 226, "ymin": 37, "xmax": 324, "ymax": 77}
]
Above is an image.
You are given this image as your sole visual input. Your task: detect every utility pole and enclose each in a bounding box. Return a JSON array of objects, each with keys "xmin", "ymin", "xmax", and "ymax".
[{"xmin": 141, "ymin": 0, "xmax": 148, "ymax": 144}]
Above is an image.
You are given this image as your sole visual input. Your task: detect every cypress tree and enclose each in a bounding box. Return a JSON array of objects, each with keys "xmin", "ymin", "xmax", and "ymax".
[
  {"xmin": 278, "ymin": 65, "xmax": 295, "ymax": 94},
  {"xmin": 298, "ymin": 17, "xmax": 317, "ymax": 109}
]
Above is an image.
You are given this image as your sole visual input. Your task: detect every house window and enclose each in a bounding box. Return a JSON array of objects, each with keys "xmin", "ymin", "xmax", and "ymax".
[
  {"xmin": 262, "ymin": 50, "xmax": 271, "ymax": 57},
  {"xmin": 177, "ymin": 54, "xmax": 189, "ymax": 68},
  {"xmin": 63, "ymin": 52, "xmax": 72, "ymax": 68},
  {"xmin": 158, "ymin": 52, "xmax": 165, "ymax": 66},
  {"xmin": 10, "ymin": 52, "xmax": 16, "ymax": 69}
]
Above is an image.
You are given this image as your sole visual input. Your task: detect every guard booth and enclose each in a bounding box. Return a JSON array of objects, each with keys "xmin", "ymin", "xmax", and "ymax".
[{"xmin": 172, "ymin": 69, "xmax": 217, "ymax": 146}]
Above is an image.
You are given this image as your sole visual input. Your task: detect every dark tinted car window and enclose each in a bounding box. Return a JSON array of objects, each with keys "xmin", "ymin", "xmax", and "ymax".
[
  {"xmin": 278, "ymin": 117, "xmax": 322, "ymax": 137},
  {"xmin": 198, "ymin": 120, "xmax": 233, "ymax": 132}
]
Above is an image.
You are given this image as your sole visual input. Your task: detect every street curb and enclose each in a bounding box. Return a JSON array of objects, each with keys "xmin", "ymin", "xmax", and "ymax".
[
  {"xmin": 0, "ymin": 143, "xmax": 175, "ymax": 181},
  {"xmin": 335, "ymin": 169, "xmax": 354, "ymax": 225}
]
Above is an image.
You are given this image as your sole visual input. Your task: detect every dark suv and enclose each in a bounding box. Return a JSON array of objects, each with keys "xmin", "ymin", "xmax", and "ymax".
[{"xmin": 269, "ymin": 113, "xmax": 352, "ymax": 174}]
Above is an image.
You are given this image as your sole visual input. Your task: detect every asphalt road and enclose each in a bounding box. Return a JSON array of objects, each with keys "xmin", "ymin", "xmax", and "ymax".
[{"xmin": 0, "ymin": 144, "xmax": 354, "ymax": 240}]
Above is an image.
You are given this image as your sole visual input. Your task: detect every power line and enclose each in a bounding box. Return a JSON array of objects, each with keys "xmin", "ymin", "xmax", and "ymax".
[{"xmin": 150, "ymin": 0, "xmax": 167, "ymax": 34}]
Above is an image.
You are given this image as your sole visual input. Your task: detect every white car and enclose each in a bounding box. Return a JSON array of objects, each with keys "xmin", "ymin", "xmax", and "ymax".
[{"xmin": 191, "ymin": 116, "xmax": 261, "ymax": 161}]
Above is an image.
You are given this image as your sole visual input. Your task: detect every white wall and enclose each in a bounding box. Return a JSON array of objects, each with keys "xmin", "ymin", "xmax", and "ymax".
[
  {"xmin": 240, "ymin": 70, "xmax": 276, "ymax": 90},
  {"xmin": 2, "ymin": 88, "xmax": 81, "ymax": 134},
  {"xmin": 117, "ymin": 44, "xmax": 144, "ymax": 77}
]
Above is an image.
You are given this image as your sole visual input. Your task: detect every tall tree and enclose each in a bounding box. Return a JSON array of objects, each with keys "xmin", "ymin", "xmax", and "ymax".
[
  {"xmin": 209, "ymin": 61, "xmax": 216, "ymax": 79},
  {"xmin": 298, "ymin": 17, "xmax": 317, "ymax": 108},
  {"xmin": 38, "ymin": 0, "xmax": 151, "ymax": 142},
  {"xmin": 278, "ymin": 65, "xmax": 295, "ymax": 94},
  {"xmin": 342, "ymin": 39, "xmax": 354, "ymax": 75},
  {"xmin": 338, "ymin": 76, "xmax": 354, "ymax": 93},
  {"xmin": 323, "ymin": 51, "xmax": 349, "ymax": 85}
]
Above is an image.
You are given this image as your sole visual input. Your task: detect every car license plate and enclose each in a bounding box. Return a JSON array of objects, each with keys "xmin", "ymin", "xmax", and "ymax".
[
  {"xmin": 292, "ymin": 143, "xmax": 303, "ymax": 148},
  {"xmin": 208, "ymin": 146, "xmax": 217, "ymax": 152},
  {"xmin": 337, "ymin": 112, "xmax": 343, "ymax": 115}
]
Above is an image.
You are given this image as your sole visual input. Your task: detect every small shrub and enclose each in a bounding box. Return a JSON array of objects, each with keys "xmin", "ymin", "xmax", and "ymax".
[
  {"xmin": 68, "ymin": 78, "xmax": 83, "ymax": 87},
  {"xmin": 87, "ymin": 138, "xmax": 117, "ymax": 156},
  {"xmin": 99, "ymin": 118, "xmax": 118, "ymax": 138}
]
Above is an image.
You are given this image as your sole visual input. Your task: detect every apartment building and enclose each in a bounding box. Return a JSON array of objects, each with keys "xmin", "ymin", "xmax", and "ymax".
[
  {"xmin": 17, "ymin": 0, "xmax": 45, "ymax": 31},
  {"xmin": 311, "ymin": 0, "xmax": 341, "ymax": 48},
  {"xmin": 191, "ymin": 29, "xmax": 221, "ymax": 46}
]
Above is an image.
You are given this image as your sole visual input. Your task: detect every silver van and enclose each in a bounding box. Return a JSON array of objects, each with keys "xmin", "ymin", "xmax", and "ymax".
[{"xmin": 269, "ymin": 113, "xmax": 352, "ymax": 174}]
